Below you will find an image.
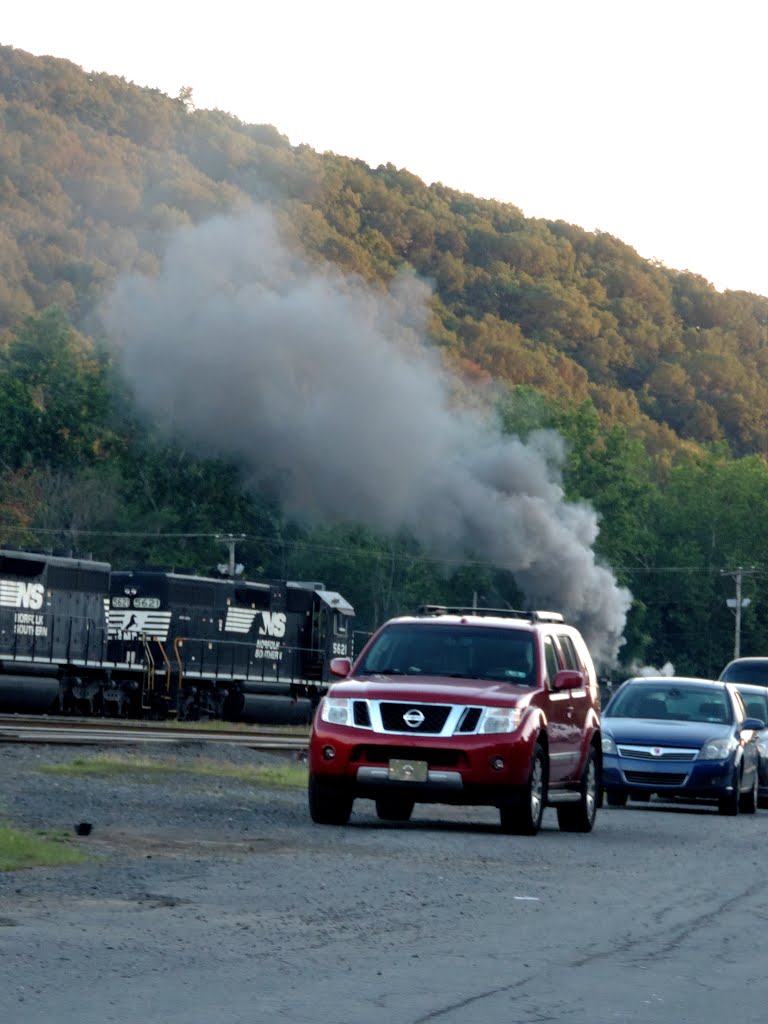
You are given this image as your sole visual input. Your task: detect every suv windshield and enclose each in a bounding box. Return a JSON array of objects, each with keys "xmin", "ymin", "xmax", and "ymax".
[
  {"xmin": 720, "ymin": 660, "xmax": 768, "ymax": 685},
  {"xmin": 356, "ymin": 623, "xmax": 536, "ymax": 685}
]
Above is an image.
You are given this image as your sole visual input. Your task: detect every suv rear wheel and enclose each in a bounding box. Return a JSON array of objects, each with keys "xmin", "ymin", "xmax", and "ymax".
[
  {"xmin": 557, "ymin": 745, "xmax": 599, "ymax": 833},
  {"xmin": 500, "ymin": 742, "xmax": 547, "ymax": 835},
  {"xmin": 308, "ymin": 774, "xmax": 353, "ymax": 825}
]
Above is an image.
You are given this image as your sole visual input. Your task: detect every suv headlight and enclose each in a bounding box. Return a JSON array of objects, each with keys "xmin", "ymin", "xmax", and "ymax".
[
  {"xmin": 601, "ymin": 733, "xmax": 617, "ymax": 755},
  {"xmin": 697, "ymin": 736, "xmax": 738, "ymax": 761},
  {"xmin": 479, "ymin": 707, "xmax": 523, "ymax": 734},
  {"xmin": 320, "ymin": 697, "xmax": 353, "ymax": 726}
]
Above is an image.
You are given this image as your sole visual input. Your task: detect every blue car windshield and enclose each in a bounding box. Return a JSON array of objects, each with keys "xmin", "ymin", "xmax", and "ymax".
[
  {"xmin": 357, "ymin": 623, "xmax": 536, "ymax": 685},
  {"xmin": 607, "ymin": 684, "xmax": 733, "ymax": 724}
]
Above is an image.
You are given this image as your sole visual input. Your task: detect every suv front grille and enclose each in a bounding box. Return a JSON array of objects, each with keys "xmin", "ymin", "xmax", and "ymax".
[
  {"xmin": 457, "ymin": 707, "xmax": 482, "ymax": 732},
  {"xmin": 353, "ymin": 701, "xmax": 371, "ymax": 726},
  {"xmin": 339, "ymin": 699, "xmax": 487, "ymax": 736},
  {"xmin": 380, "ymin": 702, "xmax": 451, "ymax": 734}
]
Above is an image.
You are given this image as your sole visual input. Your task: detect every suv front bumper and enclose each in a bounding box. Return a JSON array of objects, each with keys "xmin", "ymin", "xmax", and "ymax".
[{"xmin": 309, "ymin": 717, "xmax": 541, "ymax": 802}]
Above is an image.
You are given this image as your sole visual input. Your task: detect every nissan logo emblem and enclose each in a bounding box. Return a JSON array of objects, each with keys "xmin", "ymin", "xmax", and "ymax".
[
  {"xmin": 651, "ymin": 747, "xmax": 663, "ymax": 757},
  {"xmin": 403, "ymin": 708, "xmax": 425, "ymax": 728}
]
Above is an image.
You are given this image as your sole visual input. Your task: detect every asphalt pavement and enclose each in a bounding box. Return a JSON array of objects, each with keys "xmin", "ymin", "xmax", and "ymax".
[{"xmin": 1, "ymin": 745, "xmax": 767, "ymax": 1024}]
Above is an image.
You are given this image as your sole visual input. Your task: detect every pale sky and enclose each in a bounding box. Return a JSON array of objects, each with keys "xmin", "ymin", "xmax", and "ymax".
[{"xmin": 4, "ymin": 0, "xmax": 767, "ymax": 296}]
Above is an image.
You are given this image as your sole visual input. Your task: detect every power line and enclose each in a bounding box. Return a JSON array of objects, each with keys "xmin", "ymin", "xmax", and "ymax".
[{"xmin": 2, "ymin": 526, "xmax": 768, "ymax": 577}]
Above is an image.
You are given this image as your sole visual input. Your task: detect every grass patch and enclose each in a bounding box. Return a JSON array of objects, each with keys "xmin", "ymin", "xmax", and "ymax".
[
  {"xmin": 164, "ymin": 720, "xmax": 310, "ymax": 735},
  {"xmin": 39, "ymin": 755, "xmax": 308, "ymax": 788},
  {"xmin": 0, "ymin": 825, "xmax": 89, "ymax": 871},
  {"xmin": 109, "ymin": 718, "xmax": 310, "ymax": 735}
]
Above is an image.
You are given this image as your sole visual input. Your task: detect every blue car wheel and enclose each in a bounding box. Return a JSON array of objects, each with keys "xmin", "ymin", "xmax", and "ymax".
[{"xmin": 718, "ymin": 767, "xmax": 741, "ymax": 816}]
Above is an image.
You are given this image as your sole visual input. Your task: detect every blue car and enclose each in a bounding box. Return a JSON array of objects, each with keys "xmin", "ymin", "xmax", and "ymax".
[{"xmin": 601, "ymin": 676, "xmax": 765, "ymax": 815}]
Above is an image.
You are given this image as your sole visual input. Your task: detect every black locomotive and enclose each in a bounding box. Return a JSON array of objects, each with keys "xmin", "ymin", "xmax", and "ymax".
[{"xmin": 0, "ymin": 547, "xmax": 354, "ymax": 721}]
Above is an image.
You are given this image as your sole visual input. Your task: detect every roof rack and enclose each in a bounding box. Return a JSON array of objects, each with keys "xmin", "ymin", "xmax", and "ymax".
[{"xmin": 416, "ymin": 605, "xmax": 564, "ymax": 623}]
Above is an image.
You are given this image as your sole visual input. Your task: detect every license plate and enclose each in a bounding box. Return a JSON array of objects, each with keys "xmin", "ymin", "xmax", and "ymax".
[{"xmin": 388, "ymin": 759, "xmax": 428, "ymax": 782}]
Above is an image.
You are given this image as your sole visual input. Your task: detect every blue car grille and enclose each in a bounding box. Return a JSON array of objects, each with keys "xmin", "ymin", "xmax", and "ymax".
[
  {"xmin": 625, "ymin": 770, "xmax": 688, "ymax": 786},
  {"xmin": 618, "ymin": 745, "xmax": 697, "ymax": 762}
]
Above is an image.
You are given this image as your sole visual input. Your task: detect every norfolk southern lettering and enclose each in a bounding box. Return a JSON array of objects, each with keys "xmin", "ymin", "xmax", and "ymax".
[
  {"xmin": 0, "ymin": 549, "xmax": 354, "ymax": 721},
  {"xmin": 0, "ymin": 580, "xmax": 48, "ymax": 637}
]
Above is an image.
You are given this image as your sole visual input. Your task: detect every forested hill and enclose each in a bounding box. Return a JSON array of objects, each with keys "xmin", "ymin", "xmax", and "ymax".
[
  {"xmin": 2, "ymin": 42, "xmax": 767, "ymax": 460},
  {"xmin": 4, "ymin": 42, "xmax": 768, "ymax": 676}
]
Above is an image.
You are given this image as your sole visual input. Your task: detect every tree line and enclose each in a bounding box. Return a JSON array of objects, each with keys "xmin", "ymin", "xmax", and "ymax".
[{"xmin": 2, "ymin": 307, "xmax": 767, "ymax": 677}]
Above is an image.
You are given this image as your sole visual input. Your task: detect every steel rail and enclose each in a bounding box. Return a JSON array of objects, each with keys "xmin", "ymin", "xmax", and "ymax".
[{"xmin": 0, "ymin": 714, "xmax": 309, "ymax": 751}]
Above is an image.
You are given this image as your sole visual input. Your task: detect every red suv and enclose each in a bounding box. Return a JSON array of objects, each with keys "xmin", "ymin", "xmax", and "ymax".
[{"xmin": 308, "ymin": 606, "xmax": 602, "ymax": 834}]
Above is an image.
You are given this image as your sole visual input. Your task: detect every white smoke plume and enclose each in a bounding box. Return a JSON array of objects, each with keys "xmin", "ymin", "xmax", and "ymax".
[
  {"xmin": 101, "ymin": 206, "xmax": 632, "ymax": 666},
  {"xmin": 628, "ymin": 661, "xmax": 676, "ymax": 677}
]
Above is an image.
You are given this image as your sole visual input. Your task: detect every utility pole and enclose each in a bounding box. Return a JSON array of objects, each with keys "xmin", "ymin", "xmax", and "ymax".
[
  {"xmin": 721, "ymin": 567, "xmax": 755, "ymax": 659},
  {"xmin": 216, "ymin": 533, "xmax": 246, "ymax": 578}
]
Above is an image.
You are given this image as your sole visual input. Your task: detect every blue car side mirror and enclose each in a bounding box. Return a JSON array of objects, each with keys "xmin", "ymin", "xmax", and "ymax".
[{"xmin": 741, "ymin": 718, "xmax": 765, "ymax": 732}]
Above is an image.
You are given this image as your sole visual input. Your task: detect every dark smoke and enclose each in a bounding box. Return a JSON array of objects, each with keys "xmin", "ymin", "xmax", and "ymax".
[{"xmin": 101, "ymin": 206, "xmax": 632, "ymax": 665}]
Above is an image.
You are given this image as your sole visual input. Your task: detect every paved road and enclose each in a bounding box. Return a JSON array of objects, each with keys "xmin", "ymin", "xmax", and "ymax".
[{"xmin": 1, "ymin": 752, "xmax": 767, "ymax": 1024}]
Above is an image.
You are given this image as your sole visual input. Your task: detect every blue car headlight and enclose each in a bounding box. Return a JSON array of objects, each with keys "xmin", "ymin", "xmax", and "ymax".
[
  {"xmin": 696, "ymin": 736, "xmax": 738, "ymax": 761},
  {"xmin": 601, "ymin": 733, "xmax": 617, "ymax": 755}
]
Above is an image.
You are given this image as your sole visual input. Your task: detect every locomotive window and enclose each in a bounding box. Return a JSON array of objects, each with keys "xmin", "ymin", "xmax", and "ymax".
[
  {"xmin": 172, "ymin": 583, "xmax": 215, "ymax": 605},
  {"xmin": 47, "ymin": 567, "xmax": 79, "ymax": 589},
  {"xmin": 0, "ymin": 555, "xmax": 45, "ymax": 577},
  {"xmin": 134, "ymin": 597, "xmax": 161, "ymax": 609},
  {"xmin": 236, "ymin": 587, "xmax": 270, "ymax": 610},
  {"xmin": 79, "ymin": 570, "xmax": 110, "ymax": 591},
  {"xmin": 111, "ymin": 596, "xmax": 131, "ymax": 609},
  {"xmin": 334, "ymin": 613, "xmax": 348, "ymax": 636}
]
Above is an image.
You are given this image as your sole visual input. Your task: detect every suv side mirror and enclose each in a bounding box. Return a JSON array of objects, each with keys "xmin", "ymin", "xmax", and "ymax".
[
  {"xmin": 329, "ymin": 656, "xmax": 352, "ymax": 678},
  {"xmin": 552, "ymin": 669, "xmax": 584, "ymax": 692}
]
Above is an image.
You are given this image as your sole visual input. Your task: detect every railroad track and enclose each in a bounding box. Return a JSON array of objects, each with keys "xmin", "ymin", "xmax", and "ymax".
[{"xmin": 0, "ymin": 714, "xmax": 309, "ymax": 751}]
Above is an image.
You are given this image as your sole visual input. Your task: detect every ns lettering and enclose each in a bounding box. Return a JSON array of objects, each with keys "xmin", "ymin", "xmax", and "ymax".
[{"xmin": 259, "ymin": 612, "xmax": 286, "ymax": 638}]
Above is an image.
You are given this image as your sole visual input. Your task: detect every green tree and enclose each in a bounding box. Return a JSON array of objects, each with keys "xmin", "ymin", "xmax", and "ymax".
[{"xmin": 0, "ymin": 307, "xmax": 112, "ymax": 469}]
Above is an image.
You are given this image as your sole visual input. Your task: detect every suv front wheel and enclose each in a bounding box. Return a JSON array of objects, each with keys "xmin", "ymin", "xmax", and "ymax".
[
  {"xmin": 308, "ymin": 774, "xmax": 353, "ymax": 825},
  {"xmin": 500, "ymin": 742, "xmax": 547, "ymax": 835}
]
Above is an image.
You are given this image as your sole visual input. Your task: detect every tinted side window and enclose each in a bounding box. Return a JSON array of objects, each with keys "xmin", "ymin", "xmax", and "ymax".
[
  {"xmin": 543, "ymin": 637, "xmax": 559, "ymax": 689},
  {"xmin": 556, "ymin": 634, "xmax": 579, "ymax": 670}
]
